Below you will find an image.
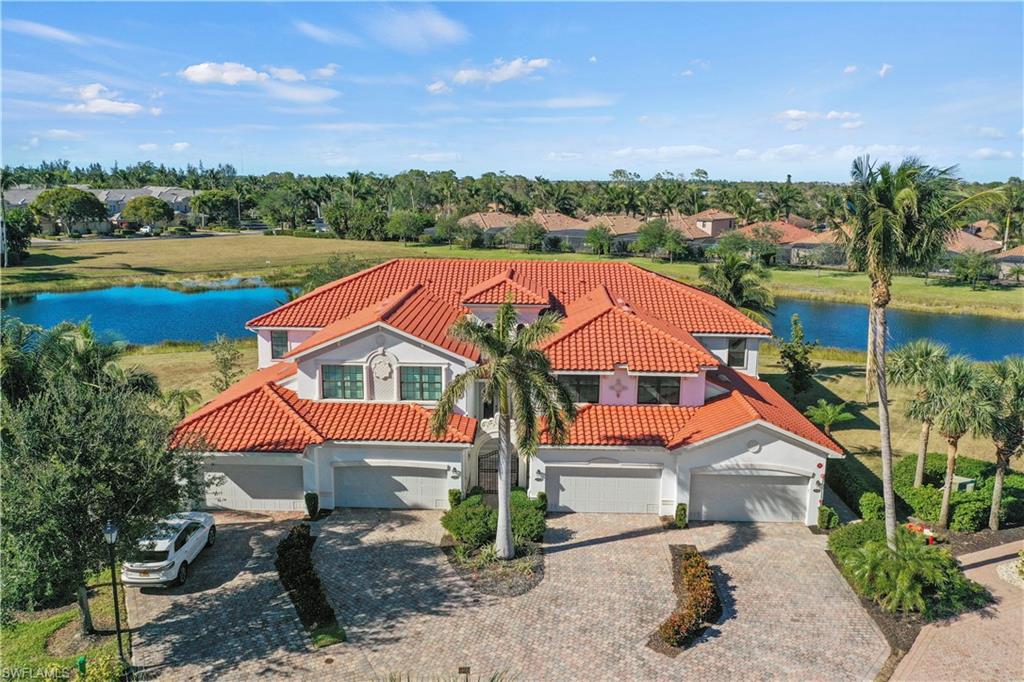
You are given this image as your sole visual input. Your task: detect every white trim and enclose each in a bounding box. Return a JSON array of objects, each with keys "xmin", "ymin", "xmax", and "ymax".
[
  {"xmin": 332, "ymin": 459, "xmax": 451, "ymax": 470},
  {"xmin": 321, "ymin": 440, "xmax": 472, "ymax": 449},
  {"xmin": 537, "ymin": 445, "xmax": 667, "ymax": 454},
  {"xmin": 395, "ymin": 362, "xmax": 446, "ymax": 404},
  {"xmin": 247, "ymin": 325, "xmax": 320, "ymax": 331},
  {"xmin": 284, "ymin": 322, "xmax": 475, "ymax": 365},
  {"xmin": 317, "ymin": 362, "xmax": 368, "ymax": 402},
  {"xmin": 201, "ymin": 452, "xmax": 307, "ymax": 464},
  {"xmin": 693, "ymin": 332, "xmax": 771, "ymax": 339},
  {"xmin": 544, "ymin": 461, "xmax": 663, "ymax": 470},
  {"xmin": 552, "ymin": 370, "xmax": 615, "ymax": 377},
  {"xmin": 673, "ymin": 419, "xmax": 843, "ymax": 458},
  {"xmin": 629, "ymin": 371, "xmax": 698, "ymax": 377},
  {"xmin": 691, "ymin": 462, "xmax": 812, "ymax": 477}
]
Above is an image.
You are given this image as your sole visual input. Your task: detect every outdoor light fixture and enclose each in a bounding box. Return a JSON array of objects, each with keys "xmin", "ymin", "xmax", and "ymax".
[
  {"xmin": 103, "ymin": 520, "xmax": 118, "ymax": 545},
  {"xmin": 103, "ymin": 520, "xmax": 126, "ymax": 667}
]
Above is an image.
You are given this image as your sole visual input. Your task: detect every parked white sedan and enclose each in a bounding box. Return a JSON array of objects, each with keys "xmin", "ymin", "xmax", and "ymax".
[{"xmin": 121, "ymin": 512, "xmax": 216, "ymax": 587}]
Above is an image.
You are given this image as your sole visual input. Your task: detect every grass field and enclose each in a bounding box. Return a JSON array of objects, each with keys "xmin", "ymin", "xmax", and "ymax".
[{"xmin": 9, "ymin": 234, "xmax": 1023, "ymax": 318}]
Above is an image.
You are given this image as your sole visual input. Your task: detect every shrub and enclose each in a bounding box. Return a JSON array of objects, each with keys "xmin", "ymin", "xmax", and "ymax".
[
  {"xmin": 817, "ymin": 504, "xmax": 839, "ymax": 530},
  {"xmin": 675, "ymin": 503, "xmax": 688, "ymax": 529},
  {"xmin": 900, "ymin": 486, "xmax": 943, "ymax": 522},
  {"xmin": 448, "ymin": 488, "xmax": 462, "ymax": 509},
  {"xmin": 951, "ymin": 498, "xmax": 991, "ymax": 532},
  {"xmin": 859, "ymin": 492, "xmax": 885, "ymax": 521},
  {"xmin": 658, "ymin": 550, "xmax": 720, "ymax": 647},
  {"xmin": 535, "ymin": 491, "xmax": 548, "ymax": 515},
  {"xmin": 510, "ymin": 489, "xmax": 546, "ymax": 543},
  {"xmin": 827, "ymin": 519, "xmax": 886, "ymax": 560},
  {"xmin": 441, "ymin": 489, "xmax": 546, "ymax": 548},
  {"xmin": 826, "ymin": 459, "xmax": 878, "ymax": 517},
  {"xmin": 304, "ymin": 491, "xmax": 319, "ymax": 519},
  {"xmin": 275, "ymin": 525, "xmax": 339, "ymax": 635}
]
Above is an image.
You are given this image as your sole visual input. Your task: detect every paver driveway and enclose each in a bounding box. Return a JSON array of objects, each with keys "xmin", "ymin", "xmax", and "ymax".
[{"xmin": 314, "ymin": 510, "xmax": 889, "ymax": 681}]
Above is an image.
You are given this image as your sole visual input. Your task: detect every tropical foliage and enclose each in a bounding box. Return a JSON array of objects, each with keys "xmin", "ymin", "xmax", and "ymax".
[
  {"xmin": 697, "ymin": 252, "xmax": 775, "ymax": 325},
  {"xmin": 803, "ymin": 399, "xmax": 855, "ymax": 436},
  {"xmin": 889, "ymin": 339, "xmax": 949, "ymax": 488}
]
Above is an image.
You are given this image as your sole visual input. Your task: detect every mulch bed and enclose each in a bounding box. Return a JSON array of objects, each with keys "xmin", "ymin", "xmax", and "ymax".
[
  {"xmin": 441, "ymin": 541, "xmax": 545, "ymax": 598},
  {"xmin": 947, "ymin": 525, "xmax": 1024, "ymax": 557},
  {"xmin": 647, "ymin": 544, "xmax": 722, "ymax": 658}
]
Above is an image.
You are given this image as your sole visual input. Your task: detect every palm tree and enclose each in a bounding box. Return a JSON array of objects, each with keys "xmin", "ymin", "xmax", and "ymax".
[
  {"xmin": 803, "ymin": 399, "xmax": 855, "ymax": 436},
  {"xmin": 844, "ymin": 155, "xmax": 997, "ymax": 547},
  {"xmin": 162, "ymin": 387, "xmax": 203, "ymax": 420},
  {"xmin": 889, "ymin": 340, "xmax": 949, "ymax": 487},
  {"xmin": 697, "ymin": 252, "xmax": 775, "ymax": 325},
  {"xmin": 1008, "ymin": 264, "xmax": 1024, "ymax": 283},
  {"xmin": 430, "ymin": 302, "xmax": 576, "ymax": 560},
  {"xmin": 930, "ymin": 356, "xmax": 997, "ymax": 529},
  {"xmin": 768, "ymin": 183, "xmax": 802, "ymax": 220},
  {"xmin": 984, "ymin": 357, "xmax": 1024, "ymax": 530},
  {"xmin": 994, "ymin": 183, "xmax": 1024, "ymax": 249}
]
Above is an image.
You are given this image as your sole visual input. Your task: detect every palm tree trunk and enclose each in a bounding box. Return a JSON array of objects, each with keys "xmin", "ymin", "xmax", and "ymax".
[
  {"xmin": 77, "ymin": 585, "xmax": 94, "ymax": 635},
  {"xmin": 913, "ymin": 420, "xmax": 931, "ymax": 487},
  {"xmin": 865, "ymin": 307, "xmax": 876, "ymax": 402},
  {"xmin": 989, "ymin": 450, "xmax": 1009, "ymax": 530},
  {"xmin": 495, "ymin": 398, "xmax": 515, "ymax": 560},
  {"xmin": 937, "ymin": 438, "xmax": 958, "ymax": 529},
  {"xmin": 873, "ymin": 305, "xmax": 898, "ymax": 549}
]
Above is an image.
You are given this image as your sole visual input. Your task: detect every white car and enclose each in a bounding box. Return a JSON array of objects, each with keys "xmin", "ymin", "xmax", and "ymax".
[{"xmin": 121, "ymin": 512, "xmax": 216, "ymax": 587}]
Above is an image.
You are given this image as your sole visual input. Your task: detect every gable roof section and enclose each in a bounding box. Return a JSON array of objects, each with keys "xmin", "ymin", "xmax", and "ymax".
[
  {"xmin": 460, "ymin": 268, "xmax": 551, "ymax": 305},
  {"xmin": 737, "ymin": 221, "xmax": 820, "ymax": 245},
  {"xmin": 173, "ymin": 373, "xmax": 477, "ymax": 453},
  {"xmin": 541, "ymin": 286, "xmax": 718, "ymax": 373},
  {"xmin": 995, "ymin": 244, "xmax": 1024, "ymax": 261},
  {"xmin": 246, "ymin": 258, "xmax": 770, "ymax": 336},
  {"xmin": 946, "ymin": 229, "xmax": 1001, "ymax": 254}
]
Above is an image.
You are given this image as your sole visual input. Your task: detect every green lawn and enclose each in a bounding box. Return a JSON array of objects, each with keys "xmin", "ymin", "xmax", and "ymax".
[
  {"xmin": 10, "ymin": 234, "xmax": 1023, "ymax": 318},
  {"xmin": 0, "ymin": 568, "xmax": 129, "ymax": 676}
]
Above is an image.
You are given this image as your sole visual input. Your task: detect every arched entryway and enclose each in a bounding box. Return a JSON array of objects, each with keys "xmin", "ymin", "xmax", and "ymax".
[{"xmin": 477, "ymin": 447, "xmax": 518, "ymax": 493}]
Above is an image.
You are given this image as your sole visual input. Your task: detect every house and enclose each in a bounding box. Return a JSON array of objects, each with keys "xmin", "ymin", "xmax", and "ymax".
[
  {"xmin": 176, "ymin": 259, "xmax": 841, "ymax": 525},
  {"xmin": 531, "ymin": 211, "xmax": 589, "ymax": 249},
  {"xmin": 580, "ymin": 214, "xmax": 645, "ymax": 250},
  {"xmin": 689, "ymin": 209, "xmax": 738, "ymax": 237},
  {"xmin": 965, "ymin": 219, "xmax": 1001, "ymax": 241},
  {"xmin": 2, "ymin": 184, "xmax": 195, "ymax": 234},
  {"xmin": 945, "ymin": 229, "xmax": 1002, "ymax": 257},
  {"xmin": 736, "ymin": 221, "xmax": 821, "ymax": 264},
  {"xmin": 995, "ymin": 245, "xmax": 1024, "ymax": 278}
]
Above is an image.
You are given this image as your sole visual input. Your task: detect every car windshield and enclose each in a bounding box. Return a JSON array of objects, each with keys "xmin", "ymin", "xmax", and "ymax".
[{"xmin": 135, "ymin": 550, "xmax": 169, "ymax": 563}]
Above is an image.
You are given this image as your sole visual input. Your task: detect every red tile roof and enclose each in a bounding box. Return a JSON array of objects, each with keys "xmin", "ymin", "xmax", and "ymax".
[
  {"xmin": 458, "ymin": 211, "xmax": 519, "ymax": 230},
  {"xmin": 995, "ymin": 244, "xmax": 1024, "ymax": 260},
  {"xmin": 737, "ymin": 221, "xmax": 820, "ymax": 245},
  {"xmin": 581, "ymin": 214, "xmax": 645, "ymax": 236},
  {"xmin": 946, "ymin": 229, "xmax": 1001, "ymax": 254},
  {"xmin": 531, "ymin": 210, "xmax": 587, "ymax": 231},
  {"xmin": 691, "ymin": 209, "xmax": 737, "ymax": 221},
  {"xmin": 173, "ymin": 368, "xmax": 477, "ymax": 452},
  {"xmin": 460, "ymin": 268, "xmax": 551, "ymax": 305},
  {"xmin": 541, "ymin": 286, "xmax": 718, "ymax": 373},
  {"xmin": 540, "ymin": 367, "xmax": 841, "ymax": 454}
]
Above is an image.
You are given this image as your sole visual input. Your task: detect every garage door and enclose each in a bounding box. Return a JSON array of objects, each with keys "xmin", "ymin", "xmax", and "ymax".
[
  {"xmin": 690, "ymin": 472, "xmax": 809, "ymax": 522},
  {"xmin": 546, "ymin": 467, "xmax": 661, "ymax": 513},
  {"xmin": 334, "ymin": 465, "xmax": 449, "ymax": 509},
  {"xmin": 204, "ymin": 463, "xmax": 305, "ymax": 511}
]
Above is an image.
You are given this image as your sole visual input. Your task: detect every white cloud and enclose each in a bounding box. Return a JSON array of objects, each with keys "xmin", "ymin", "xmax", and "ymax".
[
  {"xmin": 777, "ymin": 109, "xmax": 821, "ymax": 131},
  {"xmin": 760, "ymin": 144, "xmax": 822, "ymax": 161},
  {"xmin": 843, "ymin": 65, "xmax": 858, "ymax": 75},
  {"xmin": 734, "ymin": 148, "xmax": 757, "ymax": 160},
  {"xmin": 138, "ymin": 143, "xmax": 159, "ymax": 151},
  {"xmin": 408, "ymin": 151, "xmax": 460, "ymax": 163},
  {"xmin": 426, "ymin": 80, "xmax": 451, "ymax": 95},
  {"xmin": 312, "ymin": 63, "xmax": 340, "ymax": 79},
  {"xmin": 833, "ymin": 144, "xmax": 922, "ymax": 160},
  {"xmin": 588, "ymin": 56, "xmax": 598, "ymax": 63},
  {"xmin": 878, "ymin": 63, "xmax": 893, "ymax": 78},
  {"xmin": 262, "ymin": 81, "xmax": 340, "ymax": 104},
  {"xmin": 547, "ymin": 151, "xmax": 583, "ymax": 161},
  {"xmin": 969, "ymin": 147, "xmax": 1013, "ymax": 160},
  {"xmin": 323, "ymin": 151, "xmax": 360, "ymax": 167},
  {"xmin": 691, "ymin": 58, "xmax": 711, "ymax": 71},
  {"xmin": 170, "ymin": 142, "xmax": 190, "ymax": 152},
  {"xmin": 4, "ymin": 19, "xmax": 86, "ymax": 45},
  {"xmin": 680, "ymin": 69, "xmax": 695, "ymax": 77},
  {"xmin": 268, "ymin": 67, "xmax": 306, "ymax": 82},
  {"xmin": 41, "ymin": 128, "xmax": 83, "ymax": 140},
  {"xmin": 841, "ymin": 121, "xmax": 864, "ymax": 129},
  {"xmin": 453, "ymin": 57, "xmax": 551, "ymax": 86},
  {"xmin": 363, "ymin": 5, "xmax": 468, "ymax": 52},
  {"xmin": 149, "ymin": 106, "xmax": 163, "ymax": 116},
  {"xmin": 180, "ymin": 62, "xmax": 268, "ymax": 85},
  {"xmin": 612, "ymin": 145, "xmax": 721, "ymax": 161},
  {"xmin": 471, "ymin": 94, "xmax": 615, "ymax": 110},
  {"xmin": 292, "ymin": 20, "xmax": 361, "ymax": 46},
  {"xmin": 826, "ymin": 110, "xmax": 860, "ymax": 120},
  {"xmin": 25, "ymin": 137, "xmax": 40, "ymax": 149},
  {"xmin": 977, "ymin": 126, "xmax": 1005, "ymax": 139},
  {"xmin": 61, "ymin": 83, "xmax": 144, "ymax": 115}
]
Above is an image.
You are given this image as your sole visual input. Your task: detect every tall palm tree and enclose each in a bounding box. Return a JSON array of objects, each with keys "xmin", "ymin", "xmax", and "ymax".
[
  {"xmin": 889, "ymin": 339, "xmax": 949, "ymax": 487},
  {"xmin": 698, "ymin": 252, "xmax": 775, "ymax": 325},
  {"xmin": 162, "ymin": 387, "xmax": 203, "ymax": 420},
  {"xmin": 844, "ymin": 155, "xmax": 996, "ymax": 546},
  {"xmin": 930, "ymin": 356, "xmax": 997, "ymax": 529},
  {"xmin": 768, "ymin": 183, "xmax": 802, "ymax": 220},
  {"xmin": 430, "ymin": 302, "xmax": 576, "ymax": 560},
  {"xmin": 985, "ymin": 357, "xmax": 1024, "ymax": 530}
]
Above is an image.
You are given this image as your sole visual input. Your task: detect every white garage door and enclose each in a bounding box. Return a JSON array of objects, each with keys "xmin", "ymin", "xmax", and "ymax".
[
  {"xmin": 334, "ymin": 465, "xmax": 449, "ymax": 509},
  {"xmin": 546, "ymin": 467, "xmax": 661, "ymax": 513},
  {"xmin": 690, "ymin": 472, "xmax": 809, "ymax": 522},
  {"xmin": 204, "ymin": 463, "xmax": 305, "ymax": 511}
]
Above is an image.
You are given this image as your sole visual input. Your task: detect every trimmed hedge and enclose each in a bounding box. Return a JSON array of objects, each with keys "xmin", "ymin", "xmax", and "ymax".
[
  {"xmin": 859, "ymin": 492, "xmax": 884, "ymax": 521},
  {"xmin": 275, "ymin": 525, "xmax": 339, "ymax": 634},
  {"xmin": 675, "ymin": 503, "xmax": 688, "ymax": 529},
  {"xmin": 448, "ymin": 488, "xmax": 462, "ymax": 510},
  {"xmin": 658, "ymin": 550, "xmax": 721, "ymax": 647},
  {"xmin": 825, "ymin": 458, "xmax": 879, "ymax": 517},
  {"xmin": 441, "ymin": 488, "xmax": 546, "ymax": 549},
  {"xmin": 817, "ymin": 505, "xmax": 839, "ymax": 530},
  {"xmin": 827, "ymin": 519, "xmax": 886, "ymax": 560}
]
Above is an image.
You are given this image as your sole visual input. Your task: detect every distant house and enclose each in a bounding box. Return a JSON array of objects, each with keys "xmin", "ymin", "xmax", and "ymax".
[
  {"xmin": 786, "ymin": 213, "xmax": 816, "ymax": 229},
  {"xmin": 691, "ymin": 209, "xmax": 738, "ymax": 236},
  {"xmin": 581, "ymin": 213, "xmax": 645, "ymax": 250},
  {"xmin": 531, "ymin": 211, "xmax": 589, "ymax": 249},
  {"xmin": 965, "ymin": 219, "xmax": 1001, "ymax": 241},
  {"xmin": 945, "ymin": 229, "xmax": 1002, "ymax": 258},
  {"xmin": 457, "ymin": 210, "xmax": 521, "ymax": 241},
  {"xmin": 995, "ymin": 245, "xmax": 1024, "ymax": 278},
  {"xmin": 736, "ymin": 221, "xmax": 820, "ymax": 264}
]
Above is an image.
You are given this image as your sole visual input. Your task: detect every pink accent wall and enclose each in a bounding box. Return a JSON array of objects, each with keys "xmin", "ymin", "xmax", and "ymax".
[
  {"xmin": 680, "ymin": 372, "xmax": 706, "ymax": 406},
  {"xmin": 599, "ymin": 368, "xmax": 637, "ymax": 405}
]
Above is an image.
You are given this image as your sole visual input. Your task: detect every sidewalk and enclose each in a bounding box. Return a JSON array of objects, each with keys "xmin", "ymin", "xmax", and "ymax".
[{"xmin": 892, "ymin": 539, "xmax": 1023, "ymax": 681}]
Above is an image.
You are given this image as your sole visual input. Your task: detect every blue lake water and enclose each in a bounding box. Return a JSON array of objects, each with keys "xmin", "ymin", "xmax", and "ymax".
[{"xmin": 1, "ymin": 285, "xmax": 1021, "ymax": 360}]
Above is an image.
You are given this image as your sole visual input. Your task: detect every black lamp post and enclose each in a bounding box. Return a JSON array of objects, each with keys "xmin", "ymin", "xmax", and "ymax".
[{"xmin": 103, "ymin": 520, "xmax": 126, "ymax": 666}]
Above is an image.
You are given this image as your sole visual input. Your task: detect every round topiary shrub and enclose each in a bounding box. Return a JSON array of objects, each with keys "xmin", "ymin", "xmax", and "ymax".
[{"xmin": 817, "ymin": 504, "xmax": 840, "ymax": 530}]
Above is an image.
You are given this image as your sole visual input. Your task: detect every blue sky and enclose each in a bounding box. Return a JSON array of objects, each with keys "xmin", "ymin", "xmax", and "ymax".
[{"xmin": 3, "ymin": 2, "xmax": 1022, "ymax": 181}]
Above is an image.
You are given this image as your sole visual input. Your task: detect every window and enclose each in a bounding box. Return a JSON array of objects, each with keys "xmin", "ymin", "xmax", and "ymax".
[
  {"xmin": 559, "ymin": 374, "xmax": 600, "ymax": 403},
  {"xmin": 400, "ymin": 366, "xmax": 443, "ymax": 401},
  {"xmin": 728, "ymin": 339, "xmax": 747, "ymax": 368},
  {"xmin": 270, "ymin": 330, "xmax": 289, "ymax": 359},
  {"xmin": 322, "ymin": 365, "xmax": 364, "ymax": 399},
  {"xmin": 637, "ymin": 376, "xmax": 680, "ymax": 405}
]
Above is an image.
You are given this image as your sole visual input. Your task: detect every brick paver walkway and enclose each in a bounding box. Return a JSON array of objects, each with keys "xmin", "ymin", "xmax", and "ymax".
[
  {"xmin": 892, "ymin": 539, "xmax": 1024, "ymax": 681},
  {"xmin": 313, "ymin": 510, "xmax": 889, "ymax": 680}
]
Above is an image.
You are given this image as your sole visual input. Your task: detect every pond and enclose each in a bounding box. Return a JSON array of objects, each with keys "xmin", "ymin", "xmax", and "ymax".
[{"xmin": 1, "ymin": 285, "xmax": 1021, "ymax": 360}]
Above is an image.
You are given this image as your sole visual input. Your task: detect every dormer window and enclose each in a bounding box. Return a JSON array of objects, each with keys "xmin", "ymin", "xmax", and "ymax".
[
  {"xmin": 638, "ymin": 376, "xmax": 680, "ymax": 405},
  {"xmin": 559, "ymin": 374, "xmax": 600, "ymax": 403},
  {"xmin": 728, "ymin": 339, "xmax": 747, "ymax": 368},
  {"xmin": 271, "ymin": 330, "xmax": 289, "ymax": 359},
  {"xmin": 400, "ymin": 366, "xmax": 443, "ymax": 401},
  {"xmin": 322, "ymin": 365, "xmax": 364, "ymax": 399}
]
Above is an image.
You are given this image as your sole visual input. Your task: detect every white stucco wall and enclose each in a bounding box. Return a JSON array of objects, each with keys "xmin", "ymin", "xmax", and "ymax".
[
  {"xmin": 255, "ymin": 328, "xmax": 316, "ymax": 368},
  {"xmin": 695, "ymin": 335, "xmax": 762, "ymax": 376}
]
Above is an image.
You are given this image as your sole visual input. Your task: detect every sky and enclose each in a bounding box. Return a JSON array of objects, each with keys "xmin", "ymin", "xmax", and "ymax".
[{"xmin": 2, "ymin": 2, "xmax": 1022, "ymax": 182}]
